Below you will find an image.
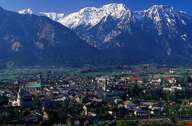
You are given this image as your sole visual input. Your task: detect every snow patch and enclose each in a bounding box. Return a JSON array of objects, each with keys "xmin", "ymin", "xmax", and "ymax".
[
  {"xmin": 40, "ymin": 12, "xmax": 65, "ymax": 21},
  {"xmin": 18, "ymin": 8, "xmax": 33, "ymax": 15},
  {"xmin": 181, "ymin": 34, "xmax": 188, "ymax": 41}
]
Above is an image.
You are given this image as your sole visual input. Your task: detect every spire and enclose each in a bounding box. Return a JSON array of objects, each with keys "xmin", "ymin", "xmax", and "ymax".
[{"xmin": 16, "ymin": 88, "xmax": 21, "ymax": 107}]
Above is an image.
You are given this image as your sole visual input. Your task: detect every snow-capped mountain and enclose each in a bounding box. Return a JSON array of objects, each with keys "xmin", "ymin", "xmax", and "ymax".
[
  {"xmin": 40, "ymin": 12, "xmax": 65, "ymax": 21},
  {"xmin": 44, "ymin": 3, "xmax": 133, "ymax": 47},
  {"xmin": 140, "ymin": 5, "xmax": 191, "ymax": 36},
  {"xmin": 59, "ymin": 3, "xmax": 131, "ymax": 29},
  {"xmin": 44, "ymin": 3, "xmax": 192, "ymax": 62},
  {"xmin": 43, "ymin": 3, "xmax": 192, "ymax": 50},
  {"xmin": 138, "ymin": 5, "xmax": 192, "ymax": 56},
  {"xmin": 18, "ymin": 8, "xmax": 33, "ymax": 15}
]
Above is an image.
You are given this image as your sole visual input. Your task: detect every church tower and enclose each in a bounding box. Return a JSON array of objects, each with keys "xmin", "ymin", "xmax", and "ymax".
[{"xmin": 16, "ymin": 88, "xmax": 21, "ymax": 107}]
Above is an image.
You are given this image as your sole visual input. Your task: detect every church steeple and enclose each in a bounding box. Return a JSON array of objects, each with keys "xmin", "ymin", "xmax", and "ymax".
[{"xmin": 16, "ymin": 88, "xmax": 21, "ymax": 107}]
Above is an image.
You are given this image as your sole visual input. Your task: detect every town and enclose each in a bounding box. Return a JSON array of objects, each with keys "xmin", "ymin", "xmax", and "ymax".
[{"xmin": 0, "ymin": 65, "xmax": 192, "ymax": 125}]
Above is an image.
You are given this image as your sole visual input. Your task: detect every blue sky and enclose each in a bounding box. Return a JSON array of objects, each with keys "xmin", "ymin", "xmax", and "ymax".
[{"xmin": 0, "ymin": 0, "xmax": 192, "ymax": 14}]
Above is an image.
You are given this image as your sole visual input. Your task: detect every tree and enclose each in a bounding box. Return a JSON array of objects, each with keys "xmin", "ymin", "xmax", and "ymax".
[{"xmin": 0, "ymin": 95, "xmax": 8, "ymax": 106}]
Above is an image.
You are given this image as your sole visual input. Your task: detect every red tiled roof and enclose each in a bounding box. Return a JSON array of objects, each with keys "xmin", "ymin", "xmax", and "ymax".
[
  {"xmin": 186, "ymin": 122, "xmax": 192, "ymax": 126},
  {"xmin": 129, "ymin": 77, "xmax": 142, "ymax": 81}
]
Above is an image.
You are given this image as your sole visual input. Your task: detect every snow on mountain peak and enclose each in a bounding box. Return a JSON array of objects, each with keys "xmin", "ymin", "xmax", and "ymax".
[
  {"xmin": 79, "ymin": 7, "xmax": 98, "ymax": 13},
  {"xmin": 59, "ymin": 3, "xmax": 131, "ymax": 28},
  {"xmin": 18, "ymin": 8, "xmax": 33, "ymax": 15},
  {"xmin": 40, "ymin": 3, "xmax": 191, "ymax": 40},
  {"xmin": 102, "ymin": 3, "xmax": 127, "ymax": 11},
  {"xmin": 40, "ymin": 12, "xmax": 65, "ymax": 21},
  {"xmin": 143, "ymin": 5, "xmax": 175, "ymax": 18},
  {"xmin": 143, "ymin": 5, "xmax": 173, "ymax": 22},
  {"xmin": 101, "ymin": 3, "xmax": 129, "ymax": 18},
  {"xmin": 142, "ymin": 5, "xmax": 190, "ymax": 35},
  {"xmin": 147, "ymin": 5, "xmax": 173, "ymax": 11}
]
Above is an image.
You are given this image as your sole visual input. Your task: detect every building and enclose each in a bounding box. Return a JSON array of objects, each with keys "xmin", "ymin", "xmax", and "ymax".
[{"xmin": 24, "ymin": 81, "xmax": 42, "ymax": 91}]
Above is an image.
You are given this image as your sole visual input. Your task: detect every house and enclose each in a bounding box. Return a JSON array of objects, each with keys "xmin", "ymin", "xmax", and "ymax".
[
  {"xmin": 150, "ymin": 78, "xmax": 161, "ymax": 84},
  {"xmin": 165, "ymin": 77, "xmax": 177, "ymax": 84},
  {"xmin": 24, "ymin": 81, "xmax": 42, "ymax": 91},
  {"xmin": 129, "ymin": 76, "xmax": 143, "ymax": 84}
]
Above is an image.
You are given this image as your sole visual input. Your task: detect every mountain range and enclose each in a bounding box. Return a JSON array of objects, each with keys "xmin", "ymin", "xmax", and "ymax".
[
  {"xmin": 40, "ymin": 3, "xmax": 192, "ymax": 65},
  {"xmin": 40, "ymin": 4, "xmax": 192, "ymax": 48},
  {"xmin": 1, "ymin": 3, "xmax": 192, "ymax": 67}
]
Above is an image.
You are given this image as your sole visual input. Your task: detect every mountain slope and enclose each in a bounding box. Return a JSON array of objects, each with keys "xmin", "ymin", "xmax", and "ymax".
[{"xmin": 0, "ymin": 7, "xmax": 99, "ymax": 67}]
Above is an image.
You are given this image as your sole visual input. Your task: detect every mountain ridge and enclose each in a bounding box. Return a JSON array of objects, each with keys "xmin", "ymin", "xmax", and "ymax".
[
  {"xmin": 39, "ymin": 3, "xmax": 192, "ymax": 49},
  {"xmin": 3, "ymin": 3, "xmax": 192, "ymax": 67}
]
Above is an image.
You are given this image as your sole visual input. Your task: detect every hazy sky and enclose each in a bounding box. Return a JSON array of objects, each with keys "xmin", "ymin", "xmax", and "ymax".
[{"xmin": 0, "ymin": 0, "xmax": 192, "ymax": 14}]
